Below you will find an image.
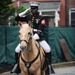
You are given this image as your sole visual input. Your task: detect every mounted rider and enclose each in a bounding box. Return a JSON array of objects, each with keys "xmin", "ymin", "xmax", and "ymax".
[{"xmin": 10, "ymin": 1, "xmax": 55, "ymax": 74}]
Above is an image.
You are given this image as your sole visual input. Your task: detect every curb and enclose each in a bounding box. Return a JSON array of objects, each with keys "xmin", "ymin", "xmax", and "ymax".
[{"xmin": 52, "ymin": 61, "xmax": 75, "ymax": 68}]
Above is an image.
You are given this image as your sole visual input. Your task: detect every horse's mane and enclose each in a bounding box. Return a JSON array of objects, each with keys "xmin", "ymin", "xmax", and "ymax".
[{"xmin": 21, "ymin": 23, "xmax": 29, "ymax": 28}]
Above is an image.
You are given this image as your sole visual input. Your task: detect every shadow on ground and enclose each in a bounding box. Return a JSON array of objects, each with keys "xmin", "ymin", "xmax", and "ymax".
[{"xmin": 0, "ymin": 63, "xmax": 13, "ymax": 74}]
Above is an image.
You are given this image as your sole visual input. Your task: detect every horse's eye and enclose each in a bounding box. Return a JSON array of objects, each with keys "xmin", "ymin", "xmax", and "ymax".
[
  {"xmin": 19, "ymin": 32, "xmax": 20, "ymax": 35},
  {"xmin": 28, "ymin": 32, "xmax": 31, "ymax": 35}
]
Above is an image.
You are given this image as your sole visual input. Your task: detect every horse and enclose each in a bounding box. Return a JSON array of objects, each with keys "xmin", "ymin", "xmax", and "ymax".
[{"xmin": 18, "ymin": 22, "xmax": 48, "ymax": 75}]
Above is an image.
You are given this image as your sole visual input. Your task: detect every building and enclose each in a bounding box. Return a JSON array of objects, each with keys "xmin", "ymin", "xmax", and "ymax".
[
  {"xmin": 66, "ymin": 0, "xmax": 75, "ymax": 27},
  {"xmin": 12, "ymin": 0, "xmax": 75, "ymax": 27}
]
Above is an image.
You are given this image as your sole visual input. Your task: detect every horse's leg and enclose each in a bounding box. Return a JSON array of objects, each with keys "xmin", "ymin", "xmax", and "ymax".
[
  {"xmin": 21, "ymin": 71, "xmax": 28, "ymax": 75},
  {"xmin": 34, "ymin": 68, "xmax": 41, "ymax": 75},
  {"xmin": 42, "ymin": 70, "xmax": 45, "ymax": 75}
]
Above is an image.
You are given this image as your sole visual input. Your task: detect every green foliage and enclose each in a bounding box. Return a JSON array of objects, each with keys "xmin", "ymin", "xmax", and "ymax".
[
  {"xmin": 10, "ymin": 5, "xmax": 28, "ymax": 26},
  {"xmin": 18, "ymin": 5, "xmax": 26, "ymax": 13},
  {"xmin": 0, "ymin": 0, "xmax": 15, "ymax": 25},
  {"xmin": 10, "ymin": 5, "xmax": 31, "ymax": 26},
  {"xmin": 0, "ymin": 0, "xmax": 31, "ymax": 26},
  {"xmin": 17, "ymin": 5, "xmax": 31, "ymax": 15}
]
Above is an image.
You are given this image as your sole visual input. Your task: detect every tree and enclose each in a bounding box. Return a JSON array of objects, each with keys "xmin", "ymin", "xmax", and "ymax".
[
  {"xmin": 0, "ymin": 0, "xmax": 31, "ymax": 26},
  {"xmin": 10, "ymin": 5, "xmax": 28, "ymax": 26},
  {"xmin": 0, "ymin": 0, "xmax": 15, "ymax": 25}
]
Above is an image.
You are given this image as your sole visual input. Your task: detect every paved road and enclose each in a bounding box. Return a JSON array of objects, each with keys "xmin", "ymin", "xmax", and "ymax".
[
  {"xmin": 0, "ymin": 66, "xmax": 75, "ymax": 75},
  {"xmin": 51, "ymin": 66, "xmax": 75, "ymax": 75},
  {"xmin": 0, "ymin": 61, "xmax": 75, "ymax": 75}
]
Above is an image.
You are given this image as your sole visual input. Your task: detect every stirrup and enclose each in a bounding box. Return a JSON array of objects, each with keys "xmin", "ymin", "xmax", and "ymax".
[
  {"xmin": 10, "ymin": 63, "xmax": 18, "ymax": 73},
  {"xmin": 48, "ymin": 64, "xmax": 55, "ymax": 74},
  {"xmin": 51, "ymin": 65, "xmax": 55, "ymax": 74}
]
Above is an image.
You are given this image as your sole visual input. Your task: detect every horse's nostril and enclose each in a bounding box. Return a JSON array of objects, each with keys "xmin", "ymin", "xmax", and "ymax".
[
  {"xmin": 24, "ymin": 46, "xmax": 27, "ymax": 49},
  {"xmin": 20, "ymin": 46, "xmax": 27, "ymax": 50}
]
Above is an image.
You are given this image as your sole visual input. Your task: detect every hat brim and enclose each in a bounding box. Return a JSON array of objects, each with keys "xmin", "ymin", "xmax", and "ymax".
[{"xmin": 31, "ymin": 6, "xmax": 38, "ymax": 9}]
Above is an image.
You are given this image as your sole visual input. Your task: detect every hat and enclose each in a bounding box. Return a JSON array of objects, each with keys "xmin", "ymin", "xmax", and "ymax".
[{"xmin": 29, "ymin": 2, "xmax": 39, "ymax": 7}]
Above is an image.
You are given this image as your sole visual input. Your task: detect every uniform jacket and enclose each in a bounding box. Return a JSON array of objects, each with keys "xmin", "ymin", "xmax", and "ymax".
[{"xmin": 15, "ymin": 13, "xmax": 46, "ymax": 41}]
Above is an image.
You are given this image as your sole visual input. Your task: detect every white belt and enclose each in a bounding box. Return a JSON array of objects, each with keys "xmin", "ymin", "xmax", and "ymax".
[{"xmin": 33, "ymin": 29, "xmax": 38, "ymax": 32}]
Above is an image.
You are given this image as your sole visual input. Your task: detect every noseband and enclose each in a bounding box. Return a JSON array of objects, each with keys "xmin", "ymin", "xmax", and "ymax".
[
  {"xmin": 20, "ymin": 40, "xmax": 29, "ymax": 45},
  {"xmin": 20, "ymin": 34, "xmax": 32, "ymax": 45}
]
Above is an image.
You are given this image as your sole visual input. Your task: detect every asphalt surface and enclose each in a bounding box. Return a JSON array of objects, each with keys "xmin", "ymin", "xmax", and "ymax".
[
  {"xmin": 51, "ymin": 66, "xmax": 75, "ymax": 75},
  {"xmin": 51, "ymin": 61, "xmax": 75, "ymax": 75},
  {"xmin": 0, "ymin": 66, "xmax": 75, "ymax": 75},
  {"xmin": 0, "ymin": 61, "xmax": 75, "ymax": 75}
]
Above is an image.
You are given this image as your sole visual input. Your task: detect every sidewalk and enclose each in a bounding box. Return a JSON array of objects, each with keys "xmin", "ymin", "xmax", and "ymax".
[
  {"xmin": 51, "ymin": 61, "xmax": 75, "ymax": 75},
  {"xmin": 52, "ymin": 61, "xmax": 75, "ymax": 68}
]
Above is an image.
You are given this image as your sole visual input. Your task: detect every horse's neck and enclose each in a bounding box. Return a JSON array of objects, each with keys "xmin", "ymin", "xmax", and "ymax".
[
  {"xmin": 28, "ymin": 38, "xmax": 38, "ymax": 53},
  {"xmin": 23, "ymin": 38, "xmax": 39, "ymax": 61}
]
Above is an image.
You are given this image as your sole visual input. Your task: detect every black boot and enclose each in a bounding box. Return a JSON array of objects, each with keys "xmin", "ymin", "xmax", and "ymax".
[
  {"xmin": 46, "ymin": 52, "xmax": 55, "ymax": 74},
  {"xmin": 10, "ymin": 52, "xmax": 20, "ymax": 74}
]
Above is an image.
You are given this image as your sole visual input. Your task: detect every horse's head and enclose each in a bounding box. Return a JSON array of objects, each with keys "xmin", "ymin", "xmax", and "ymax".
[{"xmin": 19, "ymin": 22, "xmax": 33, "ymax": 51}]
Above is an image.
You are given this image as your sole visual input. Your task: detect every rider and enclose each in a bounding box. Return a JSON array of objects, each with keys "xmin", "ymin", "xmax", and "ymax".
[{"xmin": 11, "ymin": 1, "xmax": 54, "ymax": 74}]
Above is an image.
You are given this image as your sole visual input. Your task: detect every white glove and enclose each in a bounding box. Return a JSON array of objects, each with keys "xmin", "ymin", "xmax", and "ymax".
[
  {"xmin": 19, "ymin": 8, "xmax": 30, "ymax": 16},
  {"xmin": 33, "ymin": 29, "xmax": 38, "ymax": 32},
  {"xmin": 33, "ymin": 34, "xmax": 39, "ymax": 40}
]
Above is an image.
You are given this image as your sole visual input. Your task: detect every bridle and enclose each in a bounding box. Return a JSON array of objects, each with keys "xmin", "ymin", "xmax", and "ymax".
[
  {"xmin": 20, "ymin": 31, "xmax": 32, "ymax": 51},
  {"xmin": 20, "ymin": 40, "xmax": 29, "ymax": 45}
]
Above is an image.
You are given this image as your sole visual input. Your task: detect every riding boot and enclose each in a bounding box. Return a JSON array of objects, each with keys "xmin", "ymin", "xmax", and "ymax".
[
  {"xmin": 45, "ymin": 52, "xmax": 55, "ymax": 74},
  {"xmin": 10, "ymin": 52, "xmax": 21, "ymax": 74}
]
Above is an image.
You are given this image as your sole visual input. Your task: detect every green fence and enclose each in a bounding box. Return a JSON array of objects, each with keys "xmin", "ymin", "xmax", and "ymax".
[
  {"xmin": 0, "ymin": 26, "xmax": 20, "ymax": 64},
  {"xmin": 45, "ymin": 27, "xmax": 75, "ymax": 63},
  {"xmin": 0, "ymin": 26, "xmax": 75, "ymax": 64}
]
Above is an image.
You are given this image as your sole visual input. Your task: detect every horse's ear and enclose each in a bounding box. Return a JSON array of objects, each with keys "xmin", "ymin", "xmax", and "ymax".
[
  {"xmin": 18, "ymin": 21, "xmax": 23, "ymax": 27},
  {"xmin": 28, "ymin": 21, "xmax": 33, "ymax": 27}
]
